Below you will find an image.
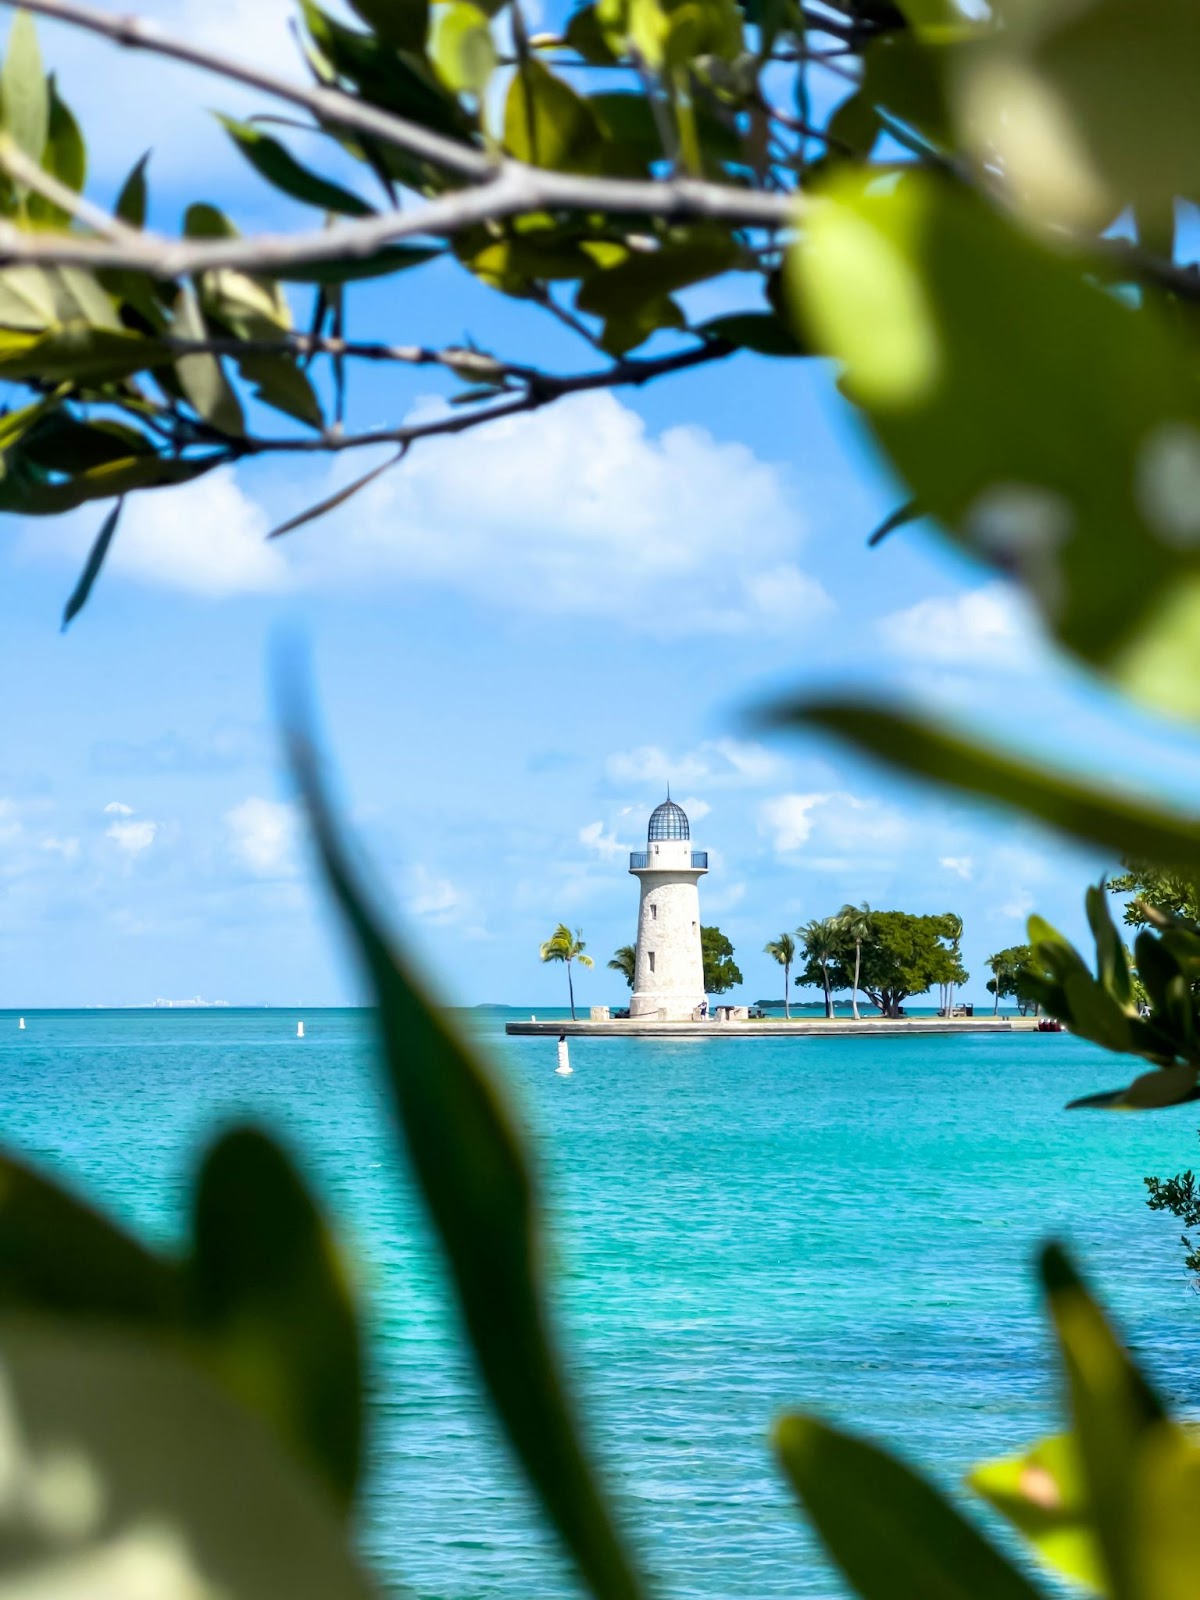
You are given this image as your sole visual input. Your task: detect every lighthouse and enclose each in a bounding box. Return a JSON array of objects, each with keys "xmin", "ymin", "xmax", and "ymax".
[{"xmin": 629, "ymin": 798, "xmax": 709, "ymax": 1020}]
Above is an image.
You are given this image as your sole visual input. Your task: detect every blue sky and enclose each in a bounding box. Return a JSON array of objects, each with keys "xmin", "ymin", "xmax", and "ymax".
[{"xmin": 4, "ymin": 0, "xmax": 1200, "ymax": 1009}]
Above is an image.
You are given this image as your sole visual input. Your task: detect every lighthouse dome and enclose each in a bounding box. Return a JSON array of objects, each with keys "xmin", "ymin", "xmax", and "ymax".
[{"xmin": 647, "ymin": 799, "xmax": 690, "ymax": 842}]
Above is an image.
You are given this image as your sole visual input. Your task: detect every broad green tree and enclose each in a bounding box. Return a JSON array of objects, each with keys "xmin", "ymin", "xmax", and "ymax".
[
  {"xmin": 985, "ymin": 945, "xmax": 1035, "ymax": 1017},
  {"xmin": 607, "ymin": 945, "xmax": 636, "ymax": 989},
  {"xmin": 763, "ymin": 931, "xmax": 796, "ymax": 1018},
  {"xmin": 701, "ymin": 926, "xmax": 742, "ymax": 996},
  {"xmin": 802, "ymin": 912, "xmax": 963, "ymax": 1020},
  {"xmin": 834, "ymin": 903, "xmax": 873, "ymax": 1021},
  {"xmin": 539, "ymin": 924, "xmax": 593, "ymax": 1020}
]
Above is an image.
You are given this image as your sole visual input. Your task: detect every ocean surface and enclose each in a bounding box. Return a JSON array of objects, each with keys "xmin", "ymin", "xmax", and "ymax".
[{"xmin": 1, "ymin": 1006, "xmax": 1198, "ymax": 1598}]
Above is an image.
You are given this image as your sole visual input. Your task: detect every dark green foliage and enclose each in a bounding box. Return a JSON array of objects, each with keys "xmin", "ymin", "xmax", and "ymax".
[
  {"xmin": 797, "ymin": 910, "xmax": 963, "ymax": 1018},
  {"xmin": 701, "ymin": 925, "xmax": 743, "ymax": 994},
  {"xmin": 607, "ymin": 944, "xmax": 636, "ymax": 987},
  {"xmin": 1144, "ymin": 1164, "xmax": 1200, "ymax": 1274},
  {"xmin": 985, "ymin": 945, "xmax": 1037, "ymax": 1015}
]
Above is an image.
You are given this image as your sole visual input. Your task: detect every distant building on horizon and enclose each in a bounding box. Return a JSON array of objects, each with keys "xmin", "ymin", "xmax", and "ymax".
[{"xmin": 628, "ymin": 799, "xmax": 708, "ymax": 1020}]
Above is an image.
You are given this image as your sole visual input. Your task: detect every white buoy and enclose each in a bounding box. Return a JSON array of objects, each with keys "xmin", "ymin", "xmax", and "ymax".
[
  {"xmin": 555, "ymin": 1034, "xmax": 571, "ymax": 1076},
  {"xmin": 297, "ymin": 1021, "xmax": 305, "ymax": 1039},
  {"xmin": 17, "ymin": 1018, "xmax": 24, "ymax": 1031}
]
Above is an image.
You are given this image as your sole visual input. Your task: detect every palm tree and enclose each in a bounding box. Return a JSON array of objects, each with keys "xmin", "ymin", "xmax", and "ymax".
[
  {"xmin": 942, "ymin": 912, "xmax": 964, "ymax": 1016},
  {"xmin": 799, "ymin": 917, "xmax": 841, "ymax": 1019},
  {"xmin": 764, "ymin": 931, "xmax": 796, "ymax": 1018},
  {"xmin": 607, "ymin": 945, "xmax": 636, "ymax": 988},
  {"xmin": 539, "ymin": 924, "xmax": 594, "ymax": 1020},
  {"xmin": 836, "ymin": 902, "xmax": 873, "ymax": 1021}
]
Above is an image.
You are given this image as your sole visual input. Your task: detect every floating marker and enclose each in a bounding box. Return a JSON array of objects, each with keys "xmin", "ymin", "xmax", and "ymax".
[
  {"xmin": 297, "ymin": 1020, "xmax": 305, "ymax": 1039},
  {"xmin": 17, "ymin": 1018, "xmax": 24, "ymax": 1031}
]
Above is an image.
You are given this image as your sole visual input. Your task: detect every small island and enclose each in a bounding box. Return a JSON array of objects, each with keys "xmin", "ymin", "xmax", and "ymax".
[{"xmin": 509, "ymin": 800, "xmax": 1042, "ymax": 1039}]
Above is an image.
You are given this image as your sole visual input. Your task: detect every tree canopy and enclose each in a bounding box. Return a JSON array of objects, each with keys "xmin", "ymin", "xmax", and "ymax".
[
  {"xmin": 701, "ymin": 925, "xmax": 742, "ymax": 995},
  {"xmin": 798, "ymin": 910, "xmax": 965, "ymax": 1019},
  {"xmin": 985, "ymin": 944, "xmax": 1036, "ymax": 1015}
]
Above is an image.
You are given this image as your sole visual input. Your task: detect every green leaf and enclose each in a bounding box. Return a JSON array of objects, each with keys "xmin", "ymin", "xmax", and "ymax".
[
  {"xmin": 218, "ymin": 117, "xmax": 374, "ymax": 217},
  {"xmin": 61, "ymin": 497, "xmax": 123, "ymax": 633},
  {"xmin": 1069, "ymin": 1061, "xmax": 1200, "ymax": 1111},
  {"xmin": 268, "ymin": 449, "xmax": 402, "ymax": 540},
  {"xmin": 1062, "ymin": 972, "xmax": 1133, "ymax": 1053},
  {"xmin": 301, "ymin": 2, "xmax": 468, "ymax": 138},
  {"xmin": 0, "ymin": 1322, "xmax": 373, "ymax": 1600},
  {"xmin": 0, "ymin": 452, "xmax": 216, "ymax": 516},
  {"xmin": 276, "ymin": 244, "xmax": 441, "ymax": 284},
  {"xmin": 0, "ymin": 264, "xmax": 57, "ymax": 329},
  {"xmin": 115, "ymin": 151, "xmax": 149, "ymax": 228},
  {"xmin": 185, "ymin": 201, "xmax": 239, "ymax": 240},
  {"xmin": 969, "ymin": 1432, "xmax": 1103, "ymax": 1593},
  {"xmin": 695, "ymin": 311, "xmax": 806, "ymax": 356},
  {"xmin": 27, "ymin": 74, "xmax": 85, "ymax": 227},
  {"xmin": 565, "ymin": 5, "xmax": 620, "ymax": 64},
  {"xmin": 0, "ymin": 324, "xmax": 167, "ymax": 382},
  {"xmin": 173, "ymin": 287, "xmax": 245, "ymax": 438},
  {"xmin": 237, "ymin": 352, "xmax": 325, "ymax": 430},
  {"xmin": 504, "ymin": 59, "xmax": 603, "ymax": 172},
  {"xmin": 1, "ymin": 9, "xmax": 48, "ymax": 165},
  {"xmin": 347, "ymin": 0, "xmax": 430, "ymax": 51},
  {"xmin": 959, "ymin": 0, "xmax": 1200, "ymax": 225},
  {"xmin": 788, "ymin": 170, "xmax": 1200, "ymax": 716},
  {"xmin": 578, "ymin": 229, "xmax": 740, "ymax": 354},
  {"xmin": 23, "ymin": 415, "xmax": 155, "ymax": 474},
  {"xmin": 1086, "ymin": 882, "xmax": 1134, "ymax": 1008},
  {"xmin": 430, "ymin": 2, "xmax": 497, "ymax": 95},
  {"xmin": 867, "ymin": 499, "xmax": 921, "ymax": 547},
  {"xmin": 1040, "ymin": 1243, "xmax": 1169, "ymax": 1600},
  {"xmin": 188, "ymin": 1127, "xmax": 363, "ymax": 1513},
  {"xmin": 288, "ymin": 716, "xmax": 646, "ymax": 1600},
  {"xmin": 774, "ymin": 1413, "xmax": 1044, "ymax": 1600},
  {"xmin": 0, "ymin": 1149, "xmax": 177, "ymax": 1322},
  {"xmin": 770, "ymin": 697, "xmax": 1200, "ymax": 868}
]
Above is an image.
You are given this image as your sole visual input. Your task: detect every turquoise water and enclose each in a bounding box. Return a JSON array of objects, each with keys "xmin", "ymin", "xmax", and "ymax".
[{"xmin": 0, "ymin": 1008, "xmax": 1198, "ymax": 1598}]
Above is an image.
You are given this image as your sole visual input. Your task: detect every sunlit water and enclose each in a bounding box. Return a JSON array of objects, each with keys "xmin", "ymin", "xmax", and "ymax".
[{"xmin": 1, "ymin": 1007, "xmax": 1197, "ymax": 1598}]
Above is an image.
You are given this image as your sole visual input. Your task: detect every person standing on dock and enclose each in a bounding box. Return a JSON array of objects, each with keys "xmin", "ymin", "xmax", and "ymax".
[{"xmin": 556, "ymin": 1033, "xmax": 572, "ymax": 1076}]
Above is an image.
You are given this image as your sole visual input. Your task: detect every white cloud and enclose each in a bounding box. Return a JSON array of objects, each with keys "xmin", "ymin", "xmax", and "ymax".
[
  {"xmin": 607, "ymin": 738, "xmax": 780, "ymax": 792},
  {"xmin": 407, "ymin": 865, "xmax": 463, "ymax": 923},
  {"xmin": 759, "ymin": 793, "xmax": 827, "ymax": 853},
  {"xmin": 298, "ymin": 392, "xmax": 832, "ymax": 633},
  {"xmin": 40, "ymin": 836, "xmax": 80, "ymax": 861},
  {"xmin": 579, "ymin": 821, "xmax": 627, "ymax": 860},
  {"xmin": 225, "ymin": 797, "xmax": 296, "ymax": 876},
  {"xmin": 106, "ymin": 819, "xmax": 158, "ymax": 858},
  {"xmin": 999, "ymin": 889, "xmax": 1035, "ymax": 921},
  {"xmin": 759, "ymin": 792, "xmax": 909, "ymax": 858},
  {"xmin": 879, "ymin": 582, "xmax": 1036, "ymax": 668},
  {"xmin": 678, "ymin": 796, "xmax": 711, "ymax": 821},
  {"xmin": 104, "ymin": 801, "xmax": 134, "ymax": 817},
  {"xmin": 34, "ymin": 471, "xmax": 287, "ymax": 599},
  {"xmin": 940, "ymin": 855, "xmax": 974, "ymax": 879}
]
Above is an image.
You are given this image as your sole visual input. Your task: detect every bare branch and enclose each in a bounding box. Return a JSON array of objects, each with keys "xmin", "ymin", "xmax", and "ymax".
[
  {"xmin": 0, "ymin": 165, "xmax": 795, "ymax": 278},
  {"xmin": 233, "ymin": 338, "xmax": 735, "ymax": 456}
]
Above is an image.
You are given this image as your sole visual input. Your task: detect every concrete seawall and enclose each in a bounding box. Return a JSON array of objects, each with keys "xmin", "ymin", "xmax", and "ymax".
[{"xmin": 506, "ymin": 1017, "xmax": 1041, "ymax": 1039}]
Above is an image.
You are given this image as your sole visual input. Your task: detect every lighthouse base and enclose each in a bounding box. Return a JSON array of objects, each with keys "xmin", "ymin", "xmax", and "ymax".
[{"xmin": 629, "ymin": 990, "xmax": 707, "ymax": 1022}]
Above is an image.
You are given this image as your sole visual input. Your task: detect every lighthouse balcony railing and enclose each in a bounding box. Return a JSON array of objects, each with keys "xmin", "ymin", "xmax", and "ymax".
[{"xmin": 629, "ymin": 850, "xmax": 709, "ymax": 869}]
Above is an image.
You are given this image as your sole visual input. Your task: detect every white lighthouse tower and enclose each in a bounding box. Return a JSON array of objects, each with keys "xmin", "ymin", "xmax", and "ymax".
[{"xmin": 629, "ymin": 798, "xmax": 708, "ymax": 1020}]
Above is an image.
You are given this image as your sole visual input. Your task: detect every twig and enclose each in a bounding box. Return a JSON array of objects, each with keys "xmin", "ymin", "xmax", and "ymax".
[
  {"xmin": 232, "ymin": 337, "xmax": 734, "ymax": 456},
  {"xmin": 0, "ymin": 134, "xmax": 143, "ymax": 241}
]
